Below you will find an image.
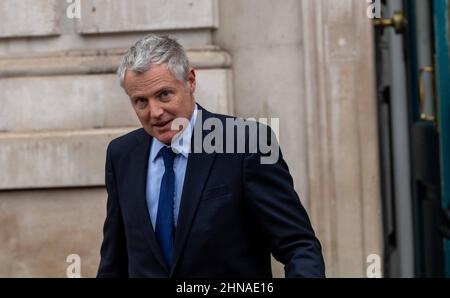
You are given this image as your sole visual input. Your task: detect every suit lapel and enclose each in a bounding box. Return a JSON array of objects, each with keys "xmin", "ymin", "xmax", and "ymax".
[
  {"xmin": 170, "ymin": 107, "xmax": 216, "ymax": 276},
  {"xmin": 129, "ymin": 131, "xmax": 169, "ymax": 272}
]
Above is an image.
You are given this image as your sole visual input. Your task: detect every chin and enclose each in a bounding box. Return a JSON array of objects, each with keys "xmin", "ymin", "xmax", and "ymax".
[
  {"xmin": 154, "ymin": 132, "xmax": 177, "ymax": 145},
  {"xmin": 145, "ymin": 125, "xmax": 179, "ymax": 144}
]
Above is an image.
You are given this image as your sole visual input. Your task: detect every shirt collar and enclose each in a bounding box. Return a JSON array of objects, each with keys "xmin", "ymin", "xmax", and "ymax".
[{"xmin": 150, "ymin": 103, "xmax": 198, "ymax": 162}]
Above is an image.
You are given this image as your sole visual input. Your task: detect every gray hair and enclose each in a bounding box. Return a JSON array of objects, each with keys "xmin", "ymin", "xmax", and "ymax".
[{"xmin": 117, "ymin": 35, "xmax": 190, "ymax": 88}]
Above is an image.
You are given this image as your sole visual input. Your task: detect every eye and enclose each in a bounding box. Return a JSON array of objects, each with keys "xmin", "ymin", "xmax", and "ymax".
[
  {"xmin": 158, "ymin": 90, "xmax": 172, "ymax": 101},
  {"xmin": 133, "ymin": 97, "xmax": 148, "ymax": 109}
]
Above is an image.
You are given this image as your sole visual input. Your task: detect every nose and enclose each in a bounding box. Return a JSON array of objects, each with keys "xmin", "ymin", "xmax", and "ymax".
[{"xmin": 148, "ymin": 100, "xmax": 164, "ymax": 119}]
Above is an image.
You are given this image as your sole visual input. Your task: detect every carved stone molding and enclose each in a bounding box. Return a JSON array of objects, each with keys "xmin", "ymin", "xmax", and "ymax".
[
  {"xmin": 0, "ymin": 48, "xmax": 232, "ymax": 78},
  {"xmin": 77, "ymin": 0, "xmax": 218, "ymax": 34}
]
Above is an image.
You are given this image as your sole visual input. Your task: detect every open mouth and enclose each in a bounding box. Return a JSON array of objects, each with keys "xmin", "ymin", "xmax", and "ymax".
[{"xmin": 153, "ymin": 119, "xmax": 172, "ymax": 129}]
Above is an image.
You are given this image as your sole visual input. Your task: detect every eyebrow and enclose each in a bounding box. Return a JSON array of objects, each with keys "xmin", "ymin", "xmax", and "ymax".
[{"xmin": 130, "ymin": 86, "xmax": 175, "ymax": 99}]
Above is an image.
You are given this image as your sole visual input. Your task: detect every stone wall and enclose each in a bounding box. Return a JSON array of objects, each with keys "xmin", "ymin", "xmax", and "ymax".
[
  {"xmin": 0, "ymin": 0, "xmax": 382, "ymax": 277},
  {"xmin": 0, "ymin": 0, "xmax": 232, "ymax": 277},
  {"xmin": 213, "ymin": 0, "xmax": 382, "ymax": 277}
]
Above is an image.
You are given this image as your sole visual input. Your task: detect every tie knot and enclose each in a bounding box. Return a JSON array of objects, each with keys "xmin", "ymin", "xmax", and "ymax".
[{"xmin": 160, "ymin": 146, "xmax": 176, "ymax": 169}]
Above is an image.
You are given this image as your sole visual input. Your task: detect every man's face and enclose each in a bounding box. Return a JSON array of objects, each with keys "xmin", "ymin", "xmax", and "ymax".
[{"xmin": 124, "ymin": 63, "xmax": 196, "ymax": 144}]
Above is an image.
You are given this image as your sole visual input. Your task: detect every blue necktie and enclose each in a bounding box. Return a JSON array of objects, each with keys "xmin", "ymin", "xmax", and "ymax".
[{"xmin": 155, "ymin": 146, "xmax": 176, "ymax": 268}]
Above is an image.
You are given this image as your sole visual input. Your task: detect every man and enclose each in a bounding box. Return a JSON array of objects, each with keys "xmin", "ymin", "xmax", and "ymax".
[{"xmin": 97, "ymin": 35, "xmax": 325, "ymax": 278}]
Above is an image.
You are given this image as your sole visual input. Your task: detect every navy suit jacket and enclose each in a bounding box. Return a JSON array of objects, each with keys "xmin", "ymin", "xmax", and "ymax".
[{"xmin": 97, "ymin": 106, "xmax": 325, "ymax": 278}]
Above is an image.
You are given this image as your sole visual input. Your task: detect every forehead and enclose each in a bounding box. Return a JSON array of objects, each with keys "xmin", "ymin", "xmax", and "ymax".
[{"xmin": 124, "ymin": 63, "xmax": 181, "ymax": 96}]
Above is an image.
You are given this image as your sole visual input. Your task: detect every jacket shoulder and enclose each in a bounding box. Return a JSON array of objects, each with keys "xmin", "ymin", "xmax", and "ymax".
[{"xmin": 107, "ymin": 128, "xmax": 148, "ymax": 157}]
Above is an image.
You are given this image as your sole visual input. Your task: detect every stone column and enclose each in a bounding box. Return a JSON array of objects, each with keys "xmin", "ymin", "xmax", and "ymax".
[{"xmin": 301, "ymin": 0, "xmax": 383, "ymax": 277}]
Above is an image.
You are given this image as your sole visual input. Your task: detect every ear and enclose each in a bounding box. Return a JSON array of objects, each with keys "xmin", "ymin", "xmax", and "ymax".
[{"xmin": 187, "ymin": 67, "xmax": 196, "ymax": 94}]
